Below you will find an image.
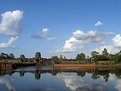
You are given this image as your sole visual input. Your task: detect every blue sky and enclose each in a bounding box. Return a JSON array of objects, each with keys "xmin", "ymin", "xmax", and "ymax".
[{"xmin": 0, "ymin": 0, "xmax": 121, "ymax": 58}]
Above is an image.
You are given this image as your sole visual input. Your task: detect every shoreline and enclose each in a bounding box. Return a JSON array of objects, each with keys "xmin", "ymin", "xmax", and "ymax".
[{"xmin": 53, "ymin": 63, "xmax": 121, "ymax": 67}]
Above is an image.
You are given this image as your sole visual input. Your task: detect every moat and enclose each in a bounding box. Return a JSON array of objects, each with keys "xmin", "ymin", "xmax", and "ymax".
[{"xmin": 0, "ymin": 66, "xmax": 121, "ymax": 91}]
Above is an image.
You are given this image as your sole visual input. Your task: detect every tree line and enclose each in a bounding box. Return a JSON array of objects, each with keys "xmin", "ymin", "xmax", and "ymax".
[
  {"xmin": 1, "ymin": 48, "xmax": 121, "ymax": 63},
  {"xmin": 76, "ymin": 48, "xmax": 121, "ymax": 63},
  {"xmin": 0, "ymin": 52, "xmax": 41, "ymax": 62}
]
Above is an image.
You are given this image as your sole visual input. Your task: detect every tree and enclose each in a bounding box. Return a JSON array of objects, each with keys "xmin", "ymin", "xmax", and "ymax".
[
  {"xmin": 9, "ymin": 53, "xmax": 15, "ymax": 59},
  {"xmin": 103, "ymin": 73, "xmax": 110, "ymax": 82},
  {"xmin": 118, "ymin": 50, "xmax": 121, "ymax": 55},
  {"xmin": 76, "ymin": 53, "xmax": 86, "ymax": 61},
  {"xmin": 20, "ymin": 54, "xmax": 25, "ymax": 62},
  {"xmin": 109, "ymin": 53, "xmax": 121, "ymax": 63},
  {"xmin": 51, "ymin": 56, "xmax": 60, "ymax": 63},
  {"xmin": 91, "ymin": 51, "xmax": 99, "ymax": 62},
  {"xmin": 91, "ymin": 48, "xmax": 109, "ymax": 61},
  {"xmin": 35, "ymin": 52, "xmax": 41, "ymax": 62},
  {"xmin": 102, "ymin": 48, "xmax": 109, "ymax": 57},
  {"xmin": 101, "ymin": 48, "xmax": 109, "ymax": 60}
]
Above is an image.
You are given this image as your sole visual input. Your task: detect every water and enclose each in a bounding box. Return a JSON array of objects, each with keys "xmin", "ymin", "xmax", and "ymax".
[{"xmin": 0, "ymin": 66, "xmax": 121, "ymax": 91}]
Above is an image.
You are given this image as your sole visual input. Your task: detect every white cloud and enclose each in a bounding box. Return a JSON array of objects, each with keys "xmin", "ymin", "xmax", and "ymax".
[
  {"xmin": 93, "ymin": 34, "xmax": 121, "ymax": 54},
  {"xmin": 32, "ymin": 28, "xmax": 55, "ymax": 40},
  {"xmin": 0, "ymin": 10, "xmax": 24, "ymax": 49},
  {"xmin": 95, "ymin": 21, "xmax": 103, "ymax": 27},
  {"xmin": 0, "ymin": 36, "xmax": 18, "ymax": 48},
  {"xmin": 42, "ymin": 28, "xmax": 49, "ymax": 34},
  {"xmin": 112, "ymin": 34, "xmax": 121, "ymax": 47},
  {"xmin": 0, "ymin": 10, "xmax": 23, "ymax": 36},
  {"xmin": 57, "ymin": 30, "xmax": 114, "ymax": 53}
]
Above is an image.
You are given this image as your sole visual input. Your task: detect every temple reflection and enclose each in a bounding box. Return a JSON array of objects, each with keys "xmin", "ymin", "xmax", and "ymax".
[
  {"xmin": 35, "ymin": 70, "xmax": 41, "ymax": 80},
  {"xmin": 1, "ymin": 66, "xmax": 121, "ymax": 81}
]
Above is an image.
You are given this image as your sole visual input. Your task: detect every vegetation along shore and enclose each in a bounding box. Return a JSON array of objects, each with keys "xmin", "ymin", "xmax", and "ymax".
[{"xmin": 0, "ymin": 48, "xmax": 121, "ymax": 69}]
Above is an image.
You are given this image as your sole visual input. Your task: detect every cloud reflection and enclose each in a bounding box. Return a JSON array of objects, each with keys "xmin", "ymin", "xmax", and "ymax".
[
  {"xmin": 109, "ymin": 74, "xmax": 121, "ymax": 91},
  {"xmin": 0, "ymin": 76, "xmax": 15, "ymax": 91},
  {"xmin": 57, "ymin": 73, "xmax": 108, "ymax": 91}
]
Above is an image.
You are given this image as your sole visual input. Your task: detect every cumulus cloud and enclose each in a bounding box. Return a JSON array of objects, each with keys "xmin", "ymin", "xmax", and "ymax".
[
  {"xmin": 93, "ymin": 34, "xmax": 121, "ymax": 54},
  {"xmin": 55, "ymin": 20, "xmax": 121, "ymax": 55},
  {"xmin": 112, "ymin": 34, "xmax": 121, "ymax": 47},
  {"xmin": 0, "ymin": 36, "xmax": 18, "ymax": 48},
  {"xmin": 56, "ymin": 30, "xmax": 114, "ymax": 53},
  {"xmin": 95, "ymin": 21, "xmax": 103, "ymax": 27},
  {"xmin": 0, "ymin": 10, "xmax": 23, "ymax": 49},
  {"xmin": 32, "ymin": 28, "xmax": 55, "ymax": 40},
  {"xmin": 0, "ymin": 10, "xmax": 23, "ymax": 36}
]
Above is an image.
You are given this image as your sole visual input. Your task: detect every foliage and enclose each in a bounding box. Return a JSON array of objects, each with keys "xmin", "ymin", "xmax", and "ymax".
[
  {"xmin": 102, "ymin": 48, "xmax": 109, "ymax": 57},
  {"xmin": 91, "ymin": 48, "xmax": 109, "ymax": 61},
  {"xmin": 51, "ymin": 56, "xmax": 61, "ymax": 63},
  {"xmin": 101, "ymin": 48, "xmax": 109, "ymax": 61},
  {"xmin": 109, "ymin": 53, "xmax": 121, "ymax": 63},
  {"xmin": 91, "ymin": 51, "xmax": 99, "ymax": 60},
  {"xmin": 76, "ymin": 53, "xmax": 86, "ymax": 61},
  {"xmin": 97, "ymin": 54, "xmax": 109, "ymax": 61}
]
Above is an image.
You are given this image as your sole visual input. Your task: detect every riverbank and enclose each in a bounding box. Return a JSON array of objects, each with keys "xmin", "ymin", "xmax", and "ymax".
[
  {"xmin": 53, "ymin": 63, "xmax": 121, "ymax": 67},
  {"xmin": 53, "ymin": 64, "xmax": 95, "ymax": 67},
  {"xmin": 1, "ymin": 62, "xmax": 121, "ymax": 70}
]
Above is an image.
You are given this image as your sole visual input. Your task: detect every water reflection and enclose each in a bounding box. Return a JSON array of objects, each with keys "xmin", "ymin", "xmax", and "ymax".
[
  {"xmin": 0, "ymin": 76, "xmax": 15, "ymax": 91},
  {"xmin": 0, "ymin": 66, "xmax": 121, "ymax": 91},
  {"xmin": 57, "ymin": 73, "xmax": 108, "ymax": 91},
  {"xmin": 1, "ymin": 67, "xmax": 121, "ymax": 81}
]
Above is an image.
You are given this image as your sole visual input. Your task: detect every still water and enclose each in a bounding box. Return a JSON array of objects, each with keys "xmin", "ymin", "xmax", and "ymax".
[{"xmin": 0, "ymin": 66, "xmax": 121, "ymax": 91}]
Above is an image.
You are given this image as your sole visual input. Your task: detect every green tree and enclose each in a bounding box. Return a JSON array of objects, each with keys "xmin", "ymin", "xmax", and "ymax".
[
  {"xmin": 76, "ymin": 53, "xmax": 86, "ymax": 61},
  {"xmin": 91, "ymin": 51, "xmax": 99, "ymax": 62},
  {"xmin": 109, "ymin": 53, "xmax": 121, "ymax": 63},
  {"xmin": 101, "ymin": 48, "xmax": 109, "ymax": 60},
  {"xmin": 52, "ymin": 56, "xmax": 60, "ymax": 63},
  {"xmin": 118, "ymin": 50, "xmax": 121, "ymax": 55},
  {"xmin": 102, "ymin": 48, "xmax": 109, "ymax": 57}
]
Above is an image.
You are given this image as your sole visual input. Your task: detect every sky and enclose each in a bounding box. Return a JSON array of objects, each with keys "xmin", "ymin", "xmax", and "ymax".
[{"xmin": 0, "ymin": 0, "xmax": 121, "ymax": 58}]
